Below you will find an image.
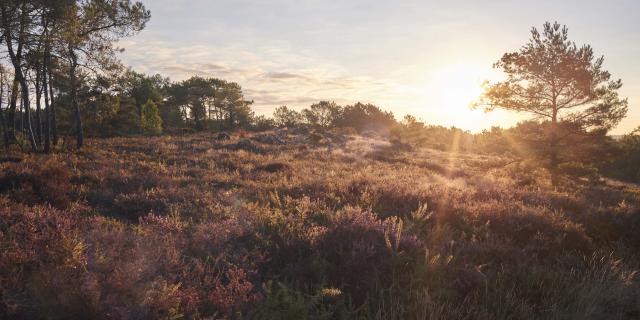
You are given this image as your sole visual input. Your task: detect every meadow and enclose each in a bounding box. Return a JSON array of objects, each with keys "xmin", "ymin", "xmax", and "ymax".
[{"xmin": 1, "ymin": 129, "xmax": 639, "ymax": 319}]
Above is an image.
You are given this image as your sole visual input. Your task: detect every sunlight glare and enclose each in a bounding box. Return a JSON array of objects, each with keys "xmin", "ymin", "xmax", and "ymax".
[{"xmin": 413, "ymin": 63, "xmax": 511, "ymax": 131}]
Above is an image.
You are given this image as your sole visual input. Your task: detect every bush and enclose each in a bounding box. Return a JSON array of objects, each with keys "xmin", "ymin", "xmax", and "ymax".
[
  {"xmin": 560, "ymin": 161, "xmax": 600, "ymax": 182},
  {"xmin": 2, "ymin": 132, "xmax": 640, "ymax": 319},
  {"xmin": 0, "ymin": 159, "xmax": 72, "ymax": 209},
  {"xmin": 141, "ymin": 99, "xmax": 163, "ymax": 136}
]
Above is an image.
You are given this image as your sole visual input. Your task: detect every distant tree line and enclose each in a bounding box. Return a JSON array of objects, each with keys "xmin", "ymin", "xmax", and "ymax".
[
  {"xmin": 273, "ymin": 101, "xmax": 396, "ymax": 133},
  {"xmin": 1, "ymin": 11, "xmax": 638, "ymax": 184}
]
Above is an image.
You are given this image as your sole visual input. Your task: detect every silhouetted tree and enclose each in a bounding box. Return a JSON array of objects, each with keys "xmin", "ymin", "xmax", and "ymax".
[
  {"xmin": 304, "ymin": 101, "xmax": 341, "ymax": 128},
  {"xmin": 476, "ymin": 22, "xmax": 628, "ymax": 183},
  {"xmin": 250, "ymin": 115, "xmax": 276, "ymax": 131},
  {"xmin": 337, "ymin": 102, "xmax": 395, "ymax": 132},
  {"xmin": 273, "ymin": 105, "xmax": 303, "ymax": 128}
]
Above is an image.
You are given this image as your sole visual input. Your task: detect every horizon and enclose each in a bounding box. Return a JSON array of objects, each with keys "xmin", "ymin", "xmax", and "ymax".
[{"xmin": 119, "ymin": 0, "xmax": 639, "ymax": 135}]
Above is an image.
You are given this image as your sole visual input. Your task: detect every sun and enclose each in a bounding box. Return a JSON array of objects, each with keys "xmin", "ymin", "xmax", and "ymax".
[
  {"xmin": 435, "ymin": 63, "xmax": 489, "ymax": 112},
  {"xmin": 411, "ymin": 62, "xmax": 507, "ymax": 131}
]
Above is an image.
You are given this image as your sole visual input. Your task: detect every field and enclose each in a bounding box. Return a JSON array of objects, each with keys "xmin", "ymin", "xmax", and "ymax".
[{"xmin": 1, "ymin": 130, "xmax": 639, "ymax": 319}]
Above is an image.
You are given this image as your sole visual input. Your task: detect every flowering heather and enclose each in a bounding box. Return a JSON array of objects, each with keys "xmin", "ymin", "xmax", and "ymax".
[{"xmin": 1, "ymin": 130, "xmax": 639, "ymax": 319}]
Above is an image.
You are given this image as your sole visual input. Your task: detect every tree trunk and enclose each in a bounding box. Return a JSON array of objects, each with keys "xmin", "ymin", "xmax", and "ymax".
[
  {"xmin": 0, "ymin": 75, "xmax": 8, "ymax": 149},
  {"xmin": 2, "ymin": 7, "xmax": 37, "ymax": 152},
  {"xmin": 69, "ymin": 47, "xmax": 83, "ymax": 149},
  {"xmin": 42, "ymin": 63, "xmax": 51, "ymax": 153},
  {"xmin": 8, "ymin": 77, "xmax": 18, "ymax": 141},
  {"xmin": 18, "ymin": 76, "xmax": 37, "ymax": 152},
  {"xmin": 35, "ymin": 65, "xmax": 42, "ymax": 145},
  {"xmin": 549, "ymin": 108, "xmax": 559, "ymax": 186},
  {"xmin": 0, "ymin": 106, "xmax": 8, "ymax": 150},
  {"xmin": 48, "ymin": 64, "xmax": 58, "ymax": 145},
  {"xmin": 41, "ymin": 14, "xmax": 52, "ymax": 153},
  {"xmin": 19, "ymin": 97, "xmax": 23, "ymax": 134}
]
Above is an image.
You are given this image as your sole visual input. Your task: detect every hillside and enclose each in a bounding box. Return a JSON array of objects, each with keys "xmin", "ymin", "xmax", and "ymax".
[{"xmin": 1, "ymin": 130, "xmax": 639, "ymax": 319}]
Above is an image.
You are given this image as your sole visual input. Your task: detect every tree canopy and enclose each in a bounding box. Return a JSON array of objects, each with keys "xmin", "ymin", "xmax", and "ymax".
[{"xmin": 475, "ymin": 22, "xmax": 628, "ymax": 180}]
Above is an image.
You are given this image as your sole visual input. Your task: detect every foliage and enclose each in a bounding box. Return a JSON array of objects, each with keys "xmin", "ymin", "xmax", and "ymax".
[
  {"xmin": 1, "ymin": 131, "xmax": 639, "ymax": 319},
  {"xmin": 602, "ymin": 127, "xmax": 640, "ymax": 183},
  {"xmin": 165, "ymin": 76, "xmax": 254, "ymax": 131},
  {"xmin": 273, "ymin": 106, "xmax": 303, "ymax": 128},
  {"xmin": 140, "ymin": 99, "xmax": 162, "ymax": 136},
  {"xmin": 475, "ymin": 22, "xmax": 628, "ymax": 175}
]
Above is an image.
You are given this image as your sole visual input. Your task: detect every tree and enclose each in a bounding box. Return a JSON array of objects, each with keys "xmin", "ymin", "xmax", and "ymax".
[
  {"xmin": 273, "ymin": 105, "xmax": 302, "ymax": 128},
  {"xmin": 166, "ymin": 76, "xmax": 253, "ymax": 132},
  {"xmin": 58, "ymin": 0, "xmax": 150, "ymax": 149},
  {"xmin": 1, "ymin": 1, "xmax": 39, "ymax": 152},
  {"xmin": 0, "ymin": 65, "xmax": 10, "ymax": 149},
  {"xmin": 475, "ymin": 22, "xmax": 628, "ymax": 182},
  {"xmin": 167, "ymin": 76, "xmax": 215, "ymax": 131},
  {"xmin": 251, "ymin": 115, "xmax": 276, "ymax": 131},
  {"xmin": 140, "ymin": 99, "xmax": 162, "ymax": 135},
  {"xmin": 216, "ymin": 81, "xmax": 253, "ymax": 130},
  {"xmin": 120, "ymin": 69, "xmax": 167, "ymax": 118},
  {"xmin": 337, "ymin": 102, "xmax": 395, "ymax": 132},
  {"xmin": 304, "ymin": 101, "xmax": 341, "ymax": 128}
]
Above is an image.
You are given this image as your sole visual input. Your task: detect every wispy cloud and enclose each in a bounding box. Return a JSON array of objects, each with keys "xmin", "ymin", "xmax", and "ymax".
[{"xmin": 118, "ymin": 38, "xmax": 402, "ymax": 116}]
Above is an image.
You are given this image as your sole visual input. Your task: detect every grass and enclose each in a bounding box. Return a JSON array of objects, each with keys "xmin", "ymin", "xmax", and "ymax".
[{"xmin": 1, "ymin": 129, "xmax": 639, "ymax": 319}]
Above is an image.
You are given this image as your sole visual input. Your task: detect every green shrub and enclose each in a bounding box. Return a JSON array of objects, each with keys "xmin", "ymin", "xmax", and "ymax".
[{"xmin": 141, "ymin": 99, "xmax": 163, "ymax": 136}]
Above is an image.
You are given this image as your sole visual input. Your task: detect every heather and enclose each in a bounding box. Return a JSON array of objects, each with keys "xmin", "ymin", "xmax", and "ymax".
[{"xmin": 1, "ymin": 130, "xmax": 639, "ymax": 319}]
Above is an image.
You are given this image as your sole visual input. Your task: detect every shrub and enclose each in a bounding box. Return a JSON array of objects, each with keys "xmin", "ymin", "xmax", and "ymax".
[
  {"xmin": 2, "ymin": 132, "xmax": 639, "ymax": 319},
  {"xmin": 316, "ymin": 207, "xmax": 422, "ymax": 304},
  {"xmin": 560, "ymin": 161, "xmax": 600, "ymax": 182},
  {"xmin": 0, "ymin": 159, "xmax": 72, "ymax": 209},
  {"xmin": 141, "ymin": 99, "xmax": 163, "ymax": 136}
]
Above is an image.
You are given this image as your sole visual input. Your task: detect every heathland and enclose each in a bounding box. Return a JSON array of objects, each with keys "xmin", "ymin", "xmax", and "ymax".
[{"xmin": 1, "ymin": 129, "xmax": 638, "ymax": 319}]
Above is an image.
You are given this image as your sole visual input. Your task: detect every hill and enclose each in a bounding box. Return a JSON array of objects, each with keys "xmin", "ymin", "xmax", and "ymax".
[{"xmin": 1, "ymin": 130, "xmax": 639, "ymax": 319}]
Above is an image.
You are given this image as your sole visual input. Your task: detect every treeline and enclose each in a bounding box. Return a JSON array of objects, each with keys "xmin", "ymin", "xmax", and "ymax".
[
  {"xmin": 55, "ymin": 72, "xmax": 261, "ymax": 136},
  {"xmin": 0, "ymin": 0, "xmax": 150, "ymax": 152},
  {"xmin": 1, "ymin": 5, "xmax": 638, "ymax": 184},
  {"xmin": 271, "ymin": 101, "xmax": 640, "ymax": 184},
  {"xmin": 272, "ymin": 102, "xmax": 395, "ymax": 132},
  {"xmin": 270, "ymin": 102, "xmax": 640, "ymax": 184}
]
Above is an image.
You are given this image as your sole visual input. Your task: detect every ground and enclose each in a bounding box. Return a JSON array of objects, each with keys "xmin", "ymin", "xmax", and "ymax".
[{"xmin": 1, "ymin": 129, "xmax": 639, "ymax": 319}]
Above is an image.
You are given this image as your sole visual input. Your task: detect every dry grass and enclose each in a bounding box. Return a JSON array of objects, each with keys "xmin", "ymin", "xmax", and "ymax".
[{"xmin": 1, "ymin": 130, "xmax": 639, "ymax": 319}]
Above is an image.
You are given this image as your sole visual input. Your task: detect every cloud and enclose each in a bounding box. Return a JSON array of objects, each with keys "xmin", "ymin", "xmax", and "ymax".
[
  {"xmin": 117, "ymin": 37, "xmax": 402, "ymax": 117},
  {"xmin": 262, "ymin": 72, "xmax": 311, "ymax": 81}
]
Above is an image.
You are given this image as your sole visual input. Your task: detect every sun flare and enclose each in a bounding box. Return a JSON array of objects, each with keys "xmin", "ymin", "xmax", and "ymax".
[
  {"xmin": 440, "ymin": 64, "xmax": 488, "ymax": 105},
  {"xmin": 411, "ymin": 63, "xmax": 506, "ymax": 131}
]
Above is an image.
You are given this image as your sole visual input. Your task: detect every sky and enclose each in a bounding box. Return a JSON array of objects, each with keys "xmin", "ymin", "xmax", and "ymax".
[{"xmin": 118, "ymin": 0, "xmax": 640, "ymax": 134}]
